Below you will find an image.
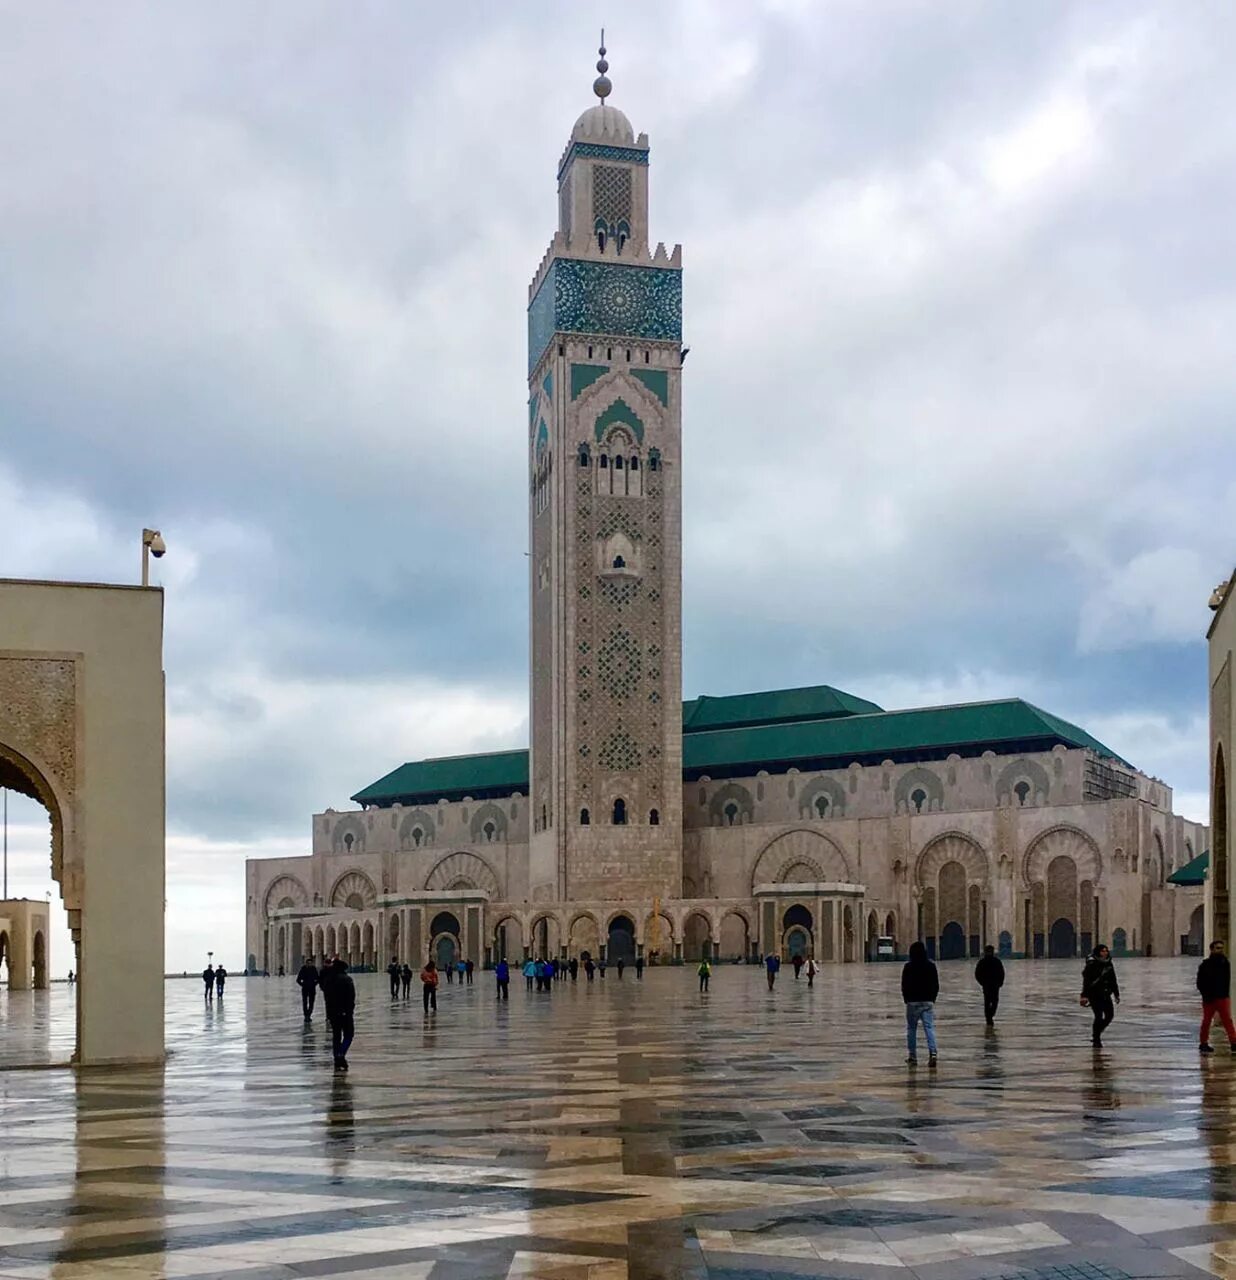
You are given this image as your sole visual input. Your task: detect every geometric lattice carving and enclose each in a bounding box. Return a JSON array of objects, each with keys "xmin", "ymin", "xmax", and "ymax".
[
  {"xmin": 598, "ymin": 728, "xmax": 642, "ymax": 771},
  {"xmin": 598, "ymin": 627, "xmax": 641, "ymax": 698}
]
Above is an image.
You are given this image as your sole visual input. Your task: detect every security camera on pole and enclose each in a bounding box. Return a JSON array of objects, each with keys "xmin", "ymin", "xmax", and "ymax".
[{"xmin": 140, "ymin": 528, "xmax": 166, "ymax": 587}]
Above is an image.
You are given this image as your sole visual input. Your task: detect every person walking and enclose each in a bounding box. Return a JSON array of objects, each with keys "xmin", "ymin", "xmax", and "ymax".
[
  {"xmin": 584, "ymin": 957, "xmax": 595, "ymax": 982},
  {"xmin": 598, "ymin": 958, "xmax": 607, "ymax": 979},
  {"xmin": 387, "ymin": 957, "xmax": 401, "ymax": 999},
  {"xmin": 202, "ymin": 964, "xmax": 215, "ymax": 1003},
  {"xmin": 1197, "ymin": 940, "xmax": 1236, "ymax": 1055},
  {"xmin": 445, "ymin": 959, "xmax": 454, "ymax": 985},
  {"xmin": 466, "ymin": 958, "xmax": 475, "ymax": 986},
  {"xmin": 296, "ymin": 957, "xmax": 319, "ymax": 1019},
  {"xmin": 1080, "ymin": 943, "xmax": 1120, "ymax": 1047},
  {"xmin": 792, "ymin": 954, "xmax": 804, "ymax": 981},
  {"xmin": 569, "ymin": 957, "xmax": 579, "ymax": 981},
  {"xmin": 635, "ymin": 955, "xmax": 644, "ymax": 980},
  {"xmin": 400, "ymin": 963, "xmax": 412, "ymax": 999},
  {"xmin": 215, "ymin": 965, "xmax": 227, "ymax": 999},
  {"xmin": 617, "ymin": 957, "xmax": 625, "ymax": 980},
  {"xmin": 523, "ymin": 957, "xmax": 536, "ymax": 992},
  {"xmin": 323, "ymin": 958, "xmax": 356, "ymax": 1071},
  {"xmin": 764, "ymin": 953, "xmax": 780, "ymax": 991},
  {"xmin": 495, "ymin": 958, "xmax": 510, "ymax": 1001},
  {"xmin": 421, "ymin": 959, "xmax": 439, "ymax": 1014},
  {"xmin": 698, "ymin": 958, "xmax": 711, "ymax": 993},
  {"xmin": 902, "ymin": 941, "xmax": 940, "ymax": 1066},
  {"xmin": 974, "ymin": 945, "xmax": 1005, "ymax": 1027},
  {"xmin": 457, "ymin": 959, "xmax": 467, "ymax": 986},
  {"xmin": 806, "ymin": 957, "xmax": 817, "ymax": 988}
]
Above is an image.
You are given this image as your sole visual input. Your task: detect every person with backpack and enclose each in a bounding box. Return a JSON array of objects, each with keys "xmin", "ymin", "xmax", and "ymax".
[
  {"xmin": 420, "ymin": 959, "xmax": 439, "ymax": 1014},
  {"xmin": 400, "ymin": 963, "xmax": 412, "ymax": 999},
  {"xmin": 974, "ymin": 944, "xmax": 1005, "ymax": 1027},
  {"xmin": 495, "ymin": 958, "xmax": 510, "ymax": 1001},
  {"xmin": 697, "ymin": 957, "xmax": 711, "ymax": 992},
  {"xmin": 1080, "ymin": 944, "xmax": 1120, "ymax": 1048},
  {"xmin": 901, "ymin": 941, "xmax": 940, "ymax": 1066},
  {"xmin": 323, "ymin": 958, "xmax": 356, "ymax": 1072},
  {"xmin": 1197, "ymin": 940, "xmax": 1235, "ymax": 1054}
]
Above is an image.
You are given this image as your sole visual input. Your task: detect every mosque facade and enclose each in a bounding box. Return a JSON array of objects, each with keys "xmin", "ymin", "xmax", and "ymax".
[{"xmin": 245, "ymin": 59, "xmax": 1206, "ymax": 975}]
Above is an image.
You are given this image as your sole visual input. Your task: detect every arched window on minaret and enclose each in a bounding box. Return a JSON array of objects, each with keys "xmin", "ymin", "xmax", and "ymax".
[
  {"xmin": 580, "ymin": 807, "xmax": 590, "ymax": 826},
  {"xmin": 612, "ymin": 798, "xmax": 627, "ymax": 826},
  {"xmin": 649, "ymin": 808, "xmax": 660, "ymax": 826}
]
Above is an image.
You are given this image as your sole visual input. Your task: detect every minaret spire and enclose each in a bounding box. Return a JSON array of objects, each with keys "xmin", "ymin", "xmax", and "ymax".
[{"xmin": 593, "ymin": 30, "xmax": 612, "ymax": 103}]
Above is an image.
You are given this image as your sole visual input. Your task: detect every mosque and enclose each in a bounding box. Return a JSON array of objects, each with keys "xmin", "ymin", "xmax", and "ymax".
[{"xmin": 245, "ymin": 50, "xmax": 1206, "ymax": 975}]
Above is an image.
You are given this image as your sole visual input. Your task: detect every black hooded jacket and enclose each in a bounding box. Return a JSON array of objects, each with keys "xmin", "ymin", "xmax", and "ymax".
[
  {"xmin": 1197, "ymin": 953, "xmax": 1231, "ymax": 1002},
  {"xmin": 901, "ymin": 947, "xmax": 940, "ymax": 1004}
]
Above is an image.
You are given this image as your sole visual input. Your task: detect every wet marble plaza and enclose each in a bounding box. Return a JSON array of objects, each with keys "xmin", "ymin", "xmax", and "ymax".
[{"xmin": 0, "ymin": 957, "xmax": 1233, "ymax": 1279}]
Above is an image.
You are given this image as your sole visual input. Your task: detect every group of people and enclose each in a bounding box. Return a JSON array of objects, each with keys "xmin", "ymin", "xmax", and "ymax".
[
  {"xmin": 900, "ymin": 938, "xmax": 1235, "ymax": 1066},
  {"xmin": 763, "ymin": 952, "xmax": 819, "ymax": 989},
  {"xmin": 201, "ymin": 963, "xmax": 227, "ymax": 1001}
]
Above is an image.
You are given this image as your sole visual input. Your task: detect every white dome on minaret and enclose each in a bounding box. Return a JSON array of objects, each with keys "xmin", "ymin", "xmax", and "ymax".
[
  {"xmin": 572, "ymin": 103, "xmax": 635, "ymax": 144},
  {"xmin": 571, "ymin": 35, "xmax": 634, "ymax": 144}
]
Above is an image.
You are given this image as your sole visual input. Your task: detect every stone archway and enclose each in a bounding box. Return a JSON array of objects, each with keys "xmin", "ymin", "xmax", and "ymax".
[
  {"xmin": 682, "ymin": 910, "xmax": 714, "ymax": 961},
  {"xmin": 1, "ymin": 583, "xmax": 165, "ymax": 1065}
]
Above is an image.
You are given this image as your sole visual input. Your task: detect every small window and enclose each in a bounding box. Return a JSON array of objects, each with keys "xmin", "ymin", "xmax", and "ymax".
[
  {"xmin": 600, "ymin": 455, "xmax": 609, "ymax": 469},
  {"xmin": 614, "ymin": 456, "xmax": 624, "ymax": 470},
  {"xmin": 626, "ymin": 349, "xmax": 631, "ymax": 361},
  {"xmin": 580, "ymin": 807, "xmax": 590, "ymax": 826},
  {"xmin": 483, "ymin": 821, "xmax": 496, "ymax": 843},
  {"xmin": 1013, "ymin": 780, "xmax": 1030, "ymax": 806},
  {"xmin": 541, "ymin": 804, "xmax": 548, "ymax": 829},
  {"xmin": 630, "ymin": 457, "xmax": 639, "ymax": 471},
  {"xmin": 596, "ymin": 229, "xmax": 606, "ymax": 251},
  {"xmin": 815, "ymin": 795, "xmax": 829, "ymax": 819},
  {"xmin": 588, "ymin": 345, "xmax": 593, "ymax": 358},
  {"xmin": 344, "ymin": 833, "xmax": 354, "ymax": 851},
  {"xmin": 724, "ymin": 802, "xmax": 739, "ymax": 826},
  {"xmin": 578, "ymin": 444, "xmax": 590, "ymax": 466},
  {"xmin": 612, "ymin": 555, "xmax": 626, "ymax": 569},
  {"xmin": 911, "ymin": 788, "xmax": 927, "ymax": 814},
  {"xmin": 649, "ymin": 456, "xmax": 659, "ymax": 472},
  {"xmin": 649, "ymin": 808, "xmax": 659, "ymax": 826},
  {"xmin": 612, "ymin": 798, "xmax": 627, "ymax": 825}
]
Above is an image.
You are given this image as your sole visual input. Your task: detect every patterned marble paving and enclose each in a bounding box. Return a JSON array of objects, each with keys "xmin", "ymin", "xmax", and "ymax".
[{"xmin": 0, "ymin": 957, "xmax": 1233, "ymax": 1279}]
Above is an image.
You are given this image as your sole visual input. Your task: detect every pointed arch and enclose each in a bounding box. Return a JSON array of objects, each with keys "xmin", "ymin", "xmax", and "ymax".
[
  {"xmin": 915, "ymin": 832, "xmax": 990, "ymax": 890},
  {"xmin": 1022, "ymin": 825, "xmax": 1102, "ymax": 888},
  {"xmin": 424, "ymin": 852, "xmax": 500, "ymax": 898},
  {"xmin": 750, "ymin": 829, "xmax": 851, "ymax": 892},
  {"xmin": 329, "ymin": 870, "xmax": 377, "ymax": 910},
  {"xmin": 262, "ymin": 875, "xmax": 310, "ymax": 918}
]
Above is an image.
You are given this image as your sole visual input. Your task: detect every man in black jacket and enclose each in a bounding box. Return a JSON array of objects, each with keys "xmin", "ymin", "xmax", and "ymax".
[
  {"xmin": 1197, "ymin": 940, "xmax": 1235, "ymax": 1055},
  {"xmin": 387, "ymin": 956, "xmax": 401, "ymax": 999},
  {"xmin": 323, "ymin": 958, "xmax": 357, "ymax": 1071},
  {"xmin": 902, "ymin": 941, "xmax": 940, "ymax": 1066},
  {"xmin": 1080, "ymin": 944, "xmax": 1120, "ymax": 1047},
  {"xmin": 974, "ymin": 945, "xmax": 1005, "ymax": 1027},
  {"xmin": 296, "ymin": 958, "xmax": 319, "ymax": 1020}
]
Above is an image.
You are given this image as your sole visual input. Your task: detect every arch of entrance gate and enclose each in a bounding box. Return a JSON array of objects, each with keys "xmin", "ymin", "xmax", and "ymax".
[{"xmin": 0, "ymin": 578, "xmax": 165, "ymax": 1065}]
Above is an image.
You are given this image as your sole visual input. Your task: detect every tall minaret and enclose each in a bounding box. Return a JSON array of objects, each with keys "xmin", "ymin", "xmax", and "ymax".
[{"xmin": 527, "ymin": 40, "xmax": 684, "ymax": 906}]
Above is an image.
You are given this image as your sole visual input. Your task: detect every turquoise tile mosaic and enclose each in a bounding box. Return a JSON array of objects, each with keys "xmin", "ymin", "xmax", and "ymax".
[
  {"xmin": 557, "ymin": 140, "xmax": 649, "ymax": 180},
  {"xmin": 528, "ymin": 258, "xmax": 682, "ymax": 373}
]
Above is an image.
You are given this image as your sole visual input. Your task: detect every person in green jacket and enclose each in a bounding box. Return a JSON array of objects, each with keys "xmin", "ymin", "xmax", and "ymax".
[{"xmin": 698, "ymin": 958, "xmax": 711, "ymax": 992}]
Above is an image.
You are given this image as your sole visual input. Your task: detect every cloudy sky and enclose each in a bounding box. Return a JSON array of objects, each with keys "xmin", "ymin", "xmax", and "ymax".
[{"xmin": 1, "ymin": 2, "xmax": 1231, "ymax": 976}]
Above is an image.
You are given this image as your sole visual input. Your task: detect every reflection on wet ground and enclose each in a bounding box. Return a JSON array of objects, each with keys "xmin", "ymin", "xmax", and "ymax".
[{"xmin": 0, "ymin": 957, "xmax": 1233, "ymax": 1278}]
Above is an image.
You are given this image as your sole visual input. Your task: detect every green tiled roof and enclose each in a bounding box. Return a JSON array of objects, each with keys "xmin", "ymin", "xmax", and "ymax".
[
  {"xmin": 351, "ymin": 693, "xmax": 1131, "ymax": 807},
  {"xmin": 682, "ymin": 698, "xmax": 1130, "ymax": 780},
  {"xmin": 351, "ymin": 749, "xmax": 529, "ymax": 806},
  {"xmin": 1168, "ymin": 849, "xmax": 1209, "ymax": 887},
  {"xmin": 682, "ymin": 684, "xmax": 882, "ymax": 734}
]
